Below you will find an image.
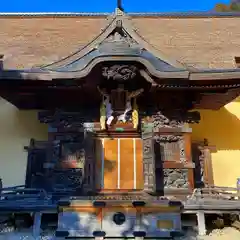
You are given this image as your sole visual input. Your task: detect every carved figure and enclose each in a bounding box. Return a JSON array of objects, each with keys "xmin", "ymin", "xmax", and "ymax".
[
  {"xmin": 117, "ymin": 100, "xmax": 132, "ymax": 123},
  {"xmin": 132, "ymin": 98, "xmax": 139, "ymax": 129},
  {"xmin": 97, "ymin": 85, "xmax": 143, "ymax": 126},
  {"xmin": 104, "ymin": 96, "xmax": 114, "ymax": 126},
  {"xmin": 100, "ymin": 99, "xmax": 106, "ymax": 130},
  {"xmin": 98, "ymin": 87, "xmax": 114, "ymax": 127}
]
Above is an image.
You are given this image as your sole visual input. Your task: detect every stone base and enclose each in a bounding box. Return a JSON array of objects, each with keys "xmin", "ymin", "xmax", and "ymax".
[{"xmin": 56, "ymin": 199, "xmax": 183, "ymax": 238}]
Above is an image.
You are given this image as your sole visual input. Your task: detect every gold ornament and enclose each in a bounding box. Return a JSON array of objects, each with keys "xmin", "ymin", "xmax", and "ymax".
[
  {"xmin": 132, "ymin": 98, "xmax": 139, "ymax": 129},
  {"xmin": 100, "ymin": 99, "xmax": 106, "ymax": 130}
]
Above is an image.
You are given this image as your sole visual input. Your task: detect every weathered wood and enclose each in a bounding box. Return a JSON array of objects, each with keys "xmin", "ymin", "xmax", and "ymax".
[{"xmin": 142, "ymin": 125, "xmax": 156, "ymax": 193}]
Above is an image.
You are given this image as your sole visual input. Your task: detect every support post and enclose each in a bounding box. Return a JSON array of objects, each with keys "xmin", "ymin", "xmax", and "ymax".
[
  {"xmin": 197, "ymin": 211, "xmax": 206, "ymax": 236},
  {"xmin": 95, "ymin": 237, "xmax": 104, "ymax": 240},
  {"xmin": 32, "ymin": 212, "xmax": 42, "ymax": 238}
]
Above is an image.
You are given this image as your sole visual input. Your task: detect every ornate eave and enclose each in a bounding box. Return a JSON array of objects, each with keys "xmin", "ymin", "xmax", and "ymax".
[
  {"xmin": 0, "ymin": 8, "xmax": 240, "ymax": 83},
  {"xmin": 0, "ymin": 8, "xmax": 240, "ymax": 110}
]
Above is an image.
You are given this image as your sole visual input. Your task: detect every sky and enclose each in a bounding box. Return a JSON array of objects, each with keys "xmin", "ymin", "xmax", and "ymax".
[{"xmin": 0, "ymin": 0, "xmax": 232, "ymax": 13}]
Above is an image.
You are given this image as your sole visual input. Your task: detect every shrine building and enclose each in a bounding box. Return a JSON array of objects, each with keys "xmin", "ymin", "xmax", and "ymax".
[{"xmin": 0, "ymin": 9, "xmax": 240, "ymax": 192}]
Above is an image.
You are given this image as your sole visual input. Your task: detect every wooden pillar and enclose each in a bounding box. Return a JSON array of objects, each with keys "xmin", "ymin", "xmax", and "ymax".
[
  {"xmin": 32, "ymin": 212, "xmax": 42, "ymax": 238},
  {"xmin": 197, "ymin": 211, "xmax": 206, "ymax": 236},
  {"xmin": 198, "ymin": 139, "xmax": 215, "ymax": 187},
  {"xmin": 142, "ymin": 124, "xmax": 156, "ymax": 193}
]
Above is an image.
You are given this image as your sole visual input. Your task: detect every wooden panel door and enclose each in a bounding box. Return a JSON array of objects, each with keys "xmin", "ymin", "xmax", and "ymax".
[
  {"xmin": 95, "ymin": 138, "xmax": 144, "ymax": 192},
  {"xmin": 120, "ymin": 139, "xmax": 134, "ymax": 190},
  {"xmin": 103, "ymin": 139, "xmax": 118, "ymax": 190}
]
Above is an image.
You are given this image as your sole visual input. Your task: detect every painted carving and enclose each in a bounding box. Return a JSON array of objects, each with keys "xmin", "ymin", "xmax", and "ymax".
[
  {"xmin": 152, "ymin": 111, "xmax": 201, "ymax": 131},
  {"xmin": 132, "ymin": 98, "xmax": 139, "ymax": 129},
  {"xmin": 164, "ymin": 169, "xmax": 189, "ymax": 188},
  {"xmin": 97, "ymin": 87, "xmax": 114, "ymax": 127},
  {"xmin": 102, "ymin": 65, "xmax": 137, "ymax": 81},
  {"xmin": 117, "ymin": 100, "xmax": 132, "ymax": 123},
  {"xmin": 97, "ymin": 85, "xmax": 143, "ymax": 127},
  {"xmin": 153, "ymin": 111, "xmax": 184, "ymax": 131},
  {"xmin": 100, "ymin": 100, "xmax": 107, "ymax": 130}
]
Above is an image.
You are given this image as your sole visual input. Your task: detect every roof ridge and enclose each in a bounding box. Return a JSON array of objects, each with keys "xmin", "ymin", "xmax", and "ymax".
[{"xmin": 0, "ymin": 11, "xmax": 240, "ymax": 17}]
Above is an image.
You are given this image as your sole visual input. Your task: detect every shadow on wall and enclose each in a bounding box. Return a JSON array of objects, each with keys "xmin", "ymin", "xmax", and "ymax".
[
  {"xmin": 190, "ymin": 97, "xmax": 240, "ymax": 187},
  {"xmin": 0, "ymin": 98, "xmax": 48, "ymax": 187},
  {"xmin": 0, "ymin": 98, "xmax": 47, "ymax": 139}
]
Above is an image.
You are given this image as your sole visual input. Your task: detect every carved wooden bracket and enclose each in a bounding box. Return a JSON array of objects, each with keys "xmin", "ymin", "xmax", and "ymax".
[{"xmin": 152, "ymin": 111, "xmax": 200, "ymax": 132}]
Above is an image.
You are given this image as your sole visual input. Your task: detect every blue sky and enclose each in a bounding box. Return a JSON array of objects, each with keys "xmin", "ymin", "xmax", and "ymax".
[{"xmin": 0, "ymin": 0, "xmax": 231, "ymax": 13}]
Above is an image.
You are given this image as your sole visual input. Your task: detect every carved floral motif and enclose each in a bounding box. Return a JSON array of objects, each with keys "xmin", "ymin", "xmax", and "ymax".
[
  {"xmin": 152, "ymin": 111, "xmax": 184, "ymax": 131},
  {"xmin": 154, "ymin": 135, "xmax": 183, "ymax": 142},
  {"xmin": 164, "ymin": 169, "xmax": 189, "ymax": 188},
  {"xmin": 152, "ymin": 111, "xmax": 200, "ymax": 132}
]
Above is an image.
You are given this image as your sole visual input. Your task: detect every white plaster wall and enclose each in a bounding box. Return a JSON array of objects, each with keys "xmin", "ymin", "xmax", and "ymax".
[{"xmin": 0, "ymin": 98, "xmax": 48, "ymax": 187}]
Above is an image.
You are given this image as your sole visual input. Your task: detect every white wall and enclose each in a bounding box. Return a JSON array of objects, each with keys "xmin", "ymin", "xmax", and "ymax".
[{"xmin": 0, "ymin": 98, "xmax": 48, "ymax": 187}]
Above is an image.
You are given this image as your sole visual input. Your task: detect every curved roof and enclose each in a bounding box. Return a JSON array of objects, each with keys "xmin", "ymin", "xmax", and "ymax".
[{"xmin": 32, "ymin": 8, "xmax": 188, "ymax": 79}]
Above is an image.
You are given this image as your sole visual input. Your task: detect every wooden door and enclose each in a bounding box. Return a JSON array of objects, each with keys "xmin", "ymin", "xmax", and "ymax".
[{"xmin": 95, "ymin": 138, "xmax": 143, "ymax": 191}]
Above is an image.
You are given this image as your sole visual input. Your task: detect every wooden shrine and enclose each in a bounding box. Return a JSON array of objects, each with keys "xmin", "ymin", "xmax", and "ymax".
[{"xmin": 0, "ymin": 8, "xmax": 240, "ymax": 199}]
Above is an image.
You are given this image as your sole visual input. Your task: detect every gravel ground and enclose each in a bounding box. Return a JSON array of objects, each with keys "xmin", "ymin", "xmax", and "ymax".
[
  {"xmin": 178, "ymin": 227, "xmax": 240, "ymax": 240},
  {"xmin": 0, "ymin": 227, "xmax": 240, "ymax": 239}
]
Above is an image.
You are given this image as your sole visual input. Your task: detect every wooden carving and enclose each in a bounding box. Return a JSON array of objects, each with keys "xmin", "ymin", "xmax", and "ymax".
[
  {"xmin": 132, "ymin": 98, "xmax": 139, "ymax": 129},
  {"xmin": 142, "ymin": 127, "xmax": 156, "ymax": 193},
  {"xmin": 98, "ymin": 85, "xmax": 143, "ymax": 127},
  {"xmin": 154, "ymin": 135, "xmax": 186, "ymax": 163},
  {"xmin": 164, "ymin": 169, "xmax": 189, "ymax": 189},
  {"xmin": 102, "ymin": 65, "xmax": 137, "ymax": 81},
  {"xmin": 153, "ymin": 111, "xmax": 184, "ymax": 131},
  {"xmin": 100, "ymin": 100, "xmax": 107, "ymax": 130},
  {"xmin": 152, "ymin": 111, "xmax": 200, "ymax": 131},
  {"xmin": 38, "ymin": 109, "xmax": 96, "ymax": 129}
]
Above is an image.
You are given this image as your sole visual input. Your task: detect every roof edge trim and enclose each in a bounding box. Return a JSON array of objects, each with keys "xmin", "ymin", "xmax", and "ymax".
[{"xmin": 0, "ymin": 11, "xmax": 240, "ymax": 18}]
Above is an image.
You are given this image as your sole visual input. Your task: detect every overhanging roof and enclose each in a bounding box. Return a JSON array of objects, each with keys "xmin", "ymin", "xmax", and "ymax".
[{"xmin": 0, "ymin": 9, "xmax": 240, "ymax": 110}]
